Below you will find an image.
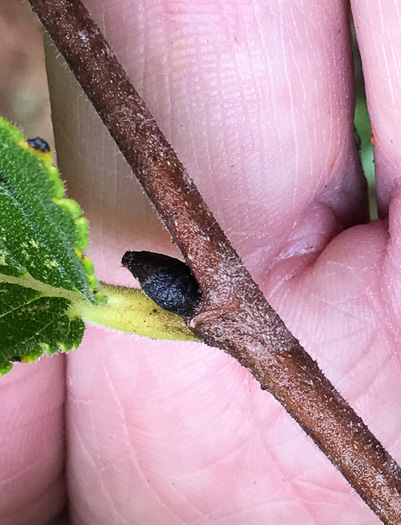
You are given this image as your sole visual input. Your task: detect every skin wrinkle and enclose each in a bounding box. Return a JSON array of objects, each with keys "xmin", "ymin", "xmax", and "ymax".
[
  {"xmin": 98, "ymin": 360, "xmax": 151, "ymax": 489},
  {"xmin": 2, "ymin": 399, "xmax": 62, "ymax": 437},
  {"xmin": 376, "ymin": 391, "xmax": 401, "ymax": 453},
  {"xmin": 254, "ymin": 0, "xmax": 280, "ymax": 210},
  {"xmin": 312, "ymin": 296, "xmax": 374, "ymax": 346},
  {"xmin": 374, "ymin": 318, "xmax": 401, "ymax": 384},
  {"xmin": 295, "ymin": 47, "xmax": 318, "ymax": 201},
  {"xmin": 80, "ymin": 408, "xmax": 145, "ymax": 525},
  {"xmin": 377, "ymin": 2, "xmax": 395, "ymax": 111},
  {"xmin": 376, "ymin": 276, "xmax": 401, "ymax": 351},
  {"xmin": 5, "ymin": 483, "xmax": 66, "ymax": 525},
  {"xmin": 307, "ymin": 288, "xmax": 368, "ymax": 328},
  {"xmin": 163, "ymin": 8, "xmax": 175, "ymax": 142},
  {"xmin": 220, "ymin": 3, "xmax": 253, "ymax": 231},
  {"xmin": 352, "ymin": 1, "xmax": 401, "ymax": 213},
  {"xmin": 0, "ymin": 423, "xmax": 65, "ymax": 519},
  {"xmin": 349, "ymin": 351, "xmax": 392, "ymax": 413},
  {"xmin": 177, "ymin": 454, "xmax": 233, "ymax": 523},
  {"xmin": 383, "ymin": 282, "xmax": 401, "ymax": 345},
  {"xmin": 271, "ymin": 236, "xmax": 370, "ymax": 314},
  {"xmin": 382, "ymin": 204, "xmax": 401, "ymax": 340},
  {"xmin": 118, "ymin": 338, "xmax": 304, "ymax": 520},
  {"xmin": 260, "ymin": 445, "xmax": 323, "ymax": 524},
  {"xmin": 99, "ymin": 354, "xmax": 200, "ymax": 524},
  {"xmin": 9, "ymin": 473, "xmax": 64, "ymax": 515},
  {"xmin": 205, "ymin": 503, "xmax": 293, "ymax": 525},
  {"xmin": 69, "ymin": 420, "xmax": 123, "ymax": 522},
  {"xmin": 151, "ymin": 471, "xmax": 210, "ymax": 523},
  {"xmin": 0, "ymin": 449, "xmax": 56, "ymax": 489},
  {"xmin": 278, "ymin": 5, "xmax": 300, "ymax": 216},
  {"xmin": 276, "ymin": 260, "xmax": 401, "ymax": 456}
]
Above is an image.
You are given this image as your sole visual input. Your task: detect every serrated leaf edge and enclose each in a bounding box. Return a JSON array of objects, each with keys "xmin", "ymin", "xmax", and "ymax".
[{"xmin": 1, "ymin": 118, "xmax": 103, "ymax": 303}]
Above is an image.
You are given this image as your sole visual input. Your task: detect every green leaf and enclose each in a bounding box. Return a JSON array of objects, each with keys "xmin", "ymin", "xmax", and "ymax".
[
  {"xmin": 0, "ymin": 118, "xmax": 100, "ymax": 374},
  {"xmin": 0, "ymin": 282, "xmax": 85, "ymax": 375},
  {"xmin": 0, "ymin": 118, "xmax": 197, "ymax": 375},
  {"xmin": 0, "ymin": 119, "xmax": 97, "ymax": 296}
]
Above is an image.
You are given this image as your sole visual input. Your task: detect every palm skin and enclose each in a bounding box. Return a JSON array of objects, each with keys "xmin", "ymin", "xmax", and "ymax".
[{"xmin": 2, "ymin": 1, "xmax": 401, "ymax": 523}]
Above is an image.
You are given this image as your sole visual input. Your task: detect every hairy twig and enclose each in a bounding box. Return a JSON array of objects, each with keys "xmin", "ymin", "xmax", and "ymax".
[{"xmin": 27, "ymin": 0, "xmax": 401, "ymax": 522}]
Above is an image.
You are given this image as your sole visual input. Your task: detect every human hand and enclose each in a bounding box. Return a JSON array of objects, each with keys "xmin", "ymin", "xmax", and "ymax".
[{"xmin": 2, "ymin": 1, "xmax": 401, "ymax": 523}]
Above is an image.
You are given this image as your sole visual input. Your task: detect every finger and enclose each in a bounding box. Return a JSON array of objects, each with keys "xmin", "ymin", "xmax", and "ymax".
[
  {"xmin": 352, "ymin": 0, "xmax": 401, "ymax": 362},
  {"xmin": 46, "ymin": 0, "xmax": 367, "ymax": 287},
  {"xmin": 352, "ymin": 0, "xmax": 401, "ymax": 217},
  {"xmin": 0, "ymin": 357, "xmax": 67, "ymax": 523}
]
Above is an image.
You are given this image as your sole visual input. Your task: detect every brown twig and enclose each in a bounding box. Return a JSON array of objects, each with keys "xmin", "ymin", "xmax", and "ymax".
[{"xmin": 27, "ymin": 0, "xmax": 401, "ymax": 522}]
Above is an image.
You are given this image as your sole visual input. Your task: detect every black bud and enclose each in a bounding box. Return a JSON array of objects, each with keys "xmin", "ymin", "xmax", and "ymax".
[
  {"xmin": 27, "ymin": 137, "xmax": 51, "ymax": 153},
  {"xmin": 122, "ymin": 251, "xmax": 202, "ymax": 317}
]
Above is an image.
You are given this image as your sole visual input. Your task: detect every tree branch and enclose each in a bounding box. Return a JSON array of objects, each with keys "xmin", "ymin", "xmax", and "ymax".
[{"xmin": 27, "ymin": 0, "xmax": 401, "ymax": 522}]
